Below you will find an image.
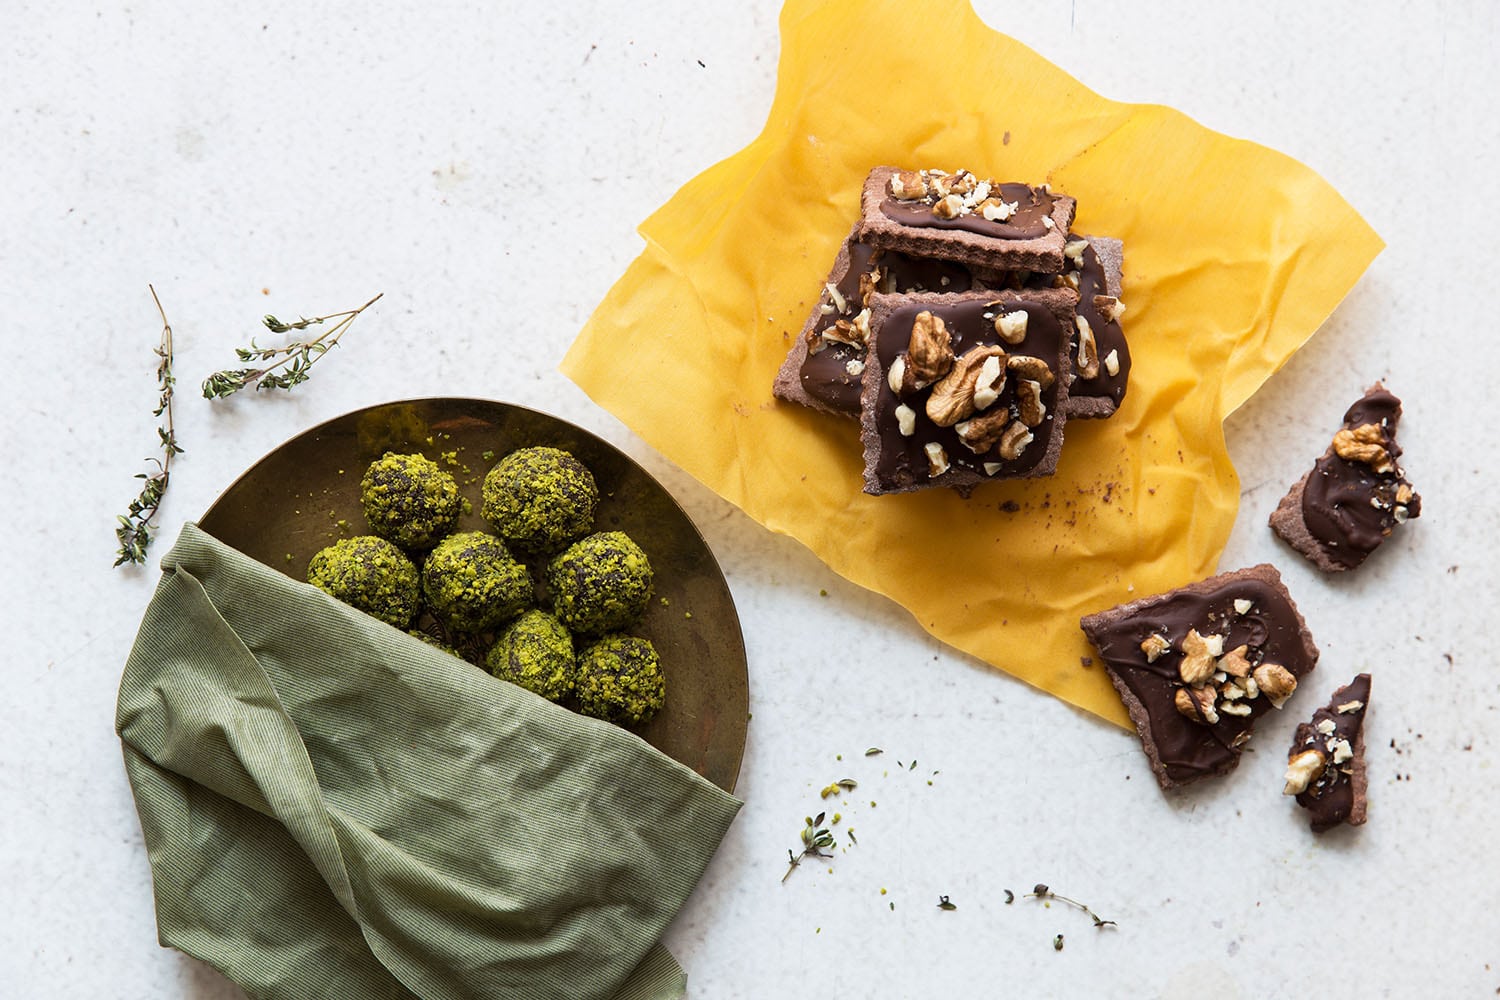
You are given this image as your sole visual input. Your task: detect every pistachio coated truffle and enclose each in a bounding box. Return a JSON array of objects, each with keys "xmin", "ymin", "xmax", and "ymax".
[
  {"xmin": 485, "ymin": 609, "xmax": 575, "ymax": 701},
  {"xmin": 481, "ymin": 446, "xmax": 598, "ymax": 554},
  {"xmin": 307, "ymin": 535, "xmax": 420, "ymax": 628},
  {"xmin": 576, "ymin": 634, "xmax": 666, "ymax": 725},
  {"xmin": 360, "ymin": 452, "xmax": 462, "ymax": 550},
  {"xmin": 422, "ymin": 531, "xmax": 533, "ymax": 632},
  {"xmin": 545, "ymin": 530, "xmax": 653, "ymax": 634}
]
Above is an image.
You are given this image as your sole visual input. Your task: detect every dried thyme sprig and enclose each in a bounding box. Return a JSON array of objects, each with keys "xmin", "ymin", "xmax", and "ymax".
[
  {"xmin": 1026, "ymin": 884, "xmax": 1117, "ymax": 928},
  {"xmin": 202, "ymin": 292, "xmax": 382, "ymax": 398},
  {"xmin": 114, "ymin": 285, "xmax": 182, "ymax": 567},
  {"xmin": 782, "ymin": 812, "xmax": 835, "ymax": 883}
]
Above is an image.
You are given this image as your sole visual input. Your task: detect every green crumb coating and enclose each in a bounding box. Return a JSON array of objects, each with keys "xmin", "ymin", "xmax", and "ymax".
[
  {"xmin": 545, "ymin": 531, "xmax": 653, "ymax": 634},
  {"xmin": 360, "ymin": 452, "xmax": 463, "ymax": 550},
  {"xmin": 307, "ymin": 535, "xmax": 420, "ymax": 628},
  {"xmin": 485, "ymin": 609, "xmax": 576, "ymax": 701},
  {"xmin": 481, "ymin": 446, "xmax": 599, "ymax": 554},
  {"xmin": 422, "ymin": 531, "xmax": 533, "ymax": 632},
  {"xmin": 575, "ymin": 634, "xmax": 666, "ymax": 725}
]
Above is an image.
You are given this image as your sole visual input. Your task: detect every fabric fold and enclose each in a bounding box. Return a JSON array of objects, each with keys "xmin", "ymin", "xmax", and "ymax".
[{"xmin": 118, "ymin": 524, "xmax": 740, "ymax": 1000}]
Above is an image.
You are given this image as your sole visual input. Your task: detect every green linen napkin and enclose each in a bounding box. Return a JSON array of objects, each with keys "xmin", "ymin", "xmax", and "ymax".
[{"xmin": 116, "ymin": 524, "xmax": 742, "ymax": 1000}]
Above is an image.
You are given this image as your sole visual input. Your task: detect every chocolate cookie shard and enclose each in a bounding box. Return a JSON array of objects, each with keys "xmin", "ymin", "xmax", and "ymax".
[
  {"xmin": 1079, "ymin": 564, "xmax": 1320, "ymax": 791},
  {"xmin": 773, "ymin": 227, "xmax": 996, "ymax": 418},
  {"xmin": 859, "ymin": 287, "xmax": 1075, "ymax": 496},
  {"xmin": 1059, "ymin": 234, "xmax": 1130, "ymax": 419},
  {"xmin": 1284, "ymin": 674, "xmax": 1370, "ymax": 832},
  {"xmin": 856, "ymin": 166, "xmax": 1075, "ymax": 275},
  {"xmin": 1270, "ymin": 383, "xmax": 1421, "ymax": 571}
]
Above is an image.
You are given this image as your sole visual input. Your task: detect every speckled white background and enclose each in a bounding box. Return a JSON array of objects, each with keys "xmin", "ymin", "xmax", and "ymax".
[{"xmin": 4, "ymin": 2, "xmax": 1497, "ymax": 997}]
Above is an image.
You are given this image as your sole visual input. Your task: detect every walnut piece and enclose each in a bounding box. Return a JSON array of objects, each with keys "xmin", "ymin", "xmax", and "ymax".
[
  {"xmin": 1283, "ymin": 748, "xmax": 1328, "ymax": 795},
  {"xmin": 932, "ymin": 194, "xmax": 965, "ymax": 220},
  {"xmin": 889, "ymin": 170, "xmax": 926, "ymax": 201},
  {"xmin": 1332, "ymin": 423, "xmax": 1394, "ymax": 474},
  {"xmin": 1178, "ymin": 628, "xmax": 1222, "ymax": 685},
  {"xmin": 997, "ymin": 421, "xmax": 1033, "ymax": 461},
  {"xmin": 1015, "ymin": 379, "xmax": 1046, "ymax": 428},
  {"xmin": 954, "ymin": 409, "xmax": 1009, "ymax": 454},
  {"xmin": 971, "ymin": 354, "xmax": 1006, "ymax": 411},
  {"xmin": 906, "ymin": 311, "xmax": 954, "ymax": 387},
  {"xmin": 1252, "ymin": 662, "xmax": 1297, "ymax": 709},
  {"xmin": 1074, "ymin": 315, "xmax": 1100, "ymax": 380},
  {"xmin": 1174, "ymin": 686, "xmax": 1219, "ymax": 725},
  {"xmin": 1218, "ymin": 644, "xmax": 1252, "ymax": 679},
  {"xmin": 924, "ymin": 441, "xmax": 950, "ymax": 477},
  {"xmin": 926, "ymin": 345, "xmax": 1008, "ymax": 427},
  {"xmin": 993, "ymin": 309, "xmax": 1028, "ymax": 344},
  {"xmin": 1006, "ymin": 355, "xmax": 1054, "ymax": 389},
  {"xmin": 1140, "ymin": 633, "xmax": 1170, "ymax": 663}
]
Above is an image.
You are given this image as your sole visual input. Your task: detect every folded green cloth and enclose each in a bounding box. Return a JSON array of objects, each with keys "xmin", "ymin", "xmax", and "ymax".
[{"xmin": 117, "ymin": 524, "xmax": 742, "ymax": 1000}]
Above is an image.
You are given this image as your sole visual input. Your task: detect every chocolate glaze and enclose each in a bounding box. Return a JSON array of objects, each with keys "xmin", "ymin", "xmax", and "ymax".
[
  {"xmin": 1084, "ymin": 577, "xmax": 1318, "ymax": 786},
  {"xmin": 871, "ymin": 296, "xmax": 1066, "ymax": 489},
  {"xmin": 799, "ymin": 242, "xmax": 982, "ymax": 413},
  {"xmin": 1070, "ymin": 236, "xmax": 1130, "ymax": 407},
  {"xmin": 1291, "ymin": 674, "xmax": 1370, "ymax": 832},
  {"xmin": 880, "ymin": 182, "xmax": 1055, "ymax": 240},
  {"xmin": 1301, "ymin": 388, "xmax": 1421, "ymax": 569}
]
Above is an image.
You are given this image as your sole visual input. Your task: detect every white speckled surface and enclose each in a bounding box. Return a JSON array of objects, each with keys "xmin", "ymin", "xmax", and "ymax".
[{"xmin": 4, "ymin": 2, "xmax": 1497, "ymax": 997}]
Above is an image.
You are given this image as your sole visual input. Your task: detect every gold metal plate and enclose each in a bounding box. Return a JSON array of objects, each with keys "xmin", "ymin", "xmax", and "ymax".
[{"xmin": 198, "ymin": 398, "xmax": 748, "ymax": 793}]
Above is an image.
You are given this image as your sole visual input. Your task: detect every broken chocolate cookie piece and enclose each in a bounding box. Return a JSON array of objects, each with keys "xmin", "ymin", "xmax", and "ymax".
[
  {"xmin": 1284, "ymin": 673, "xmax": 1370, "ymax": 832},
  {"xmin": 773, "ymin": 227, "xmax": 999, "ymax": 418},
  {"xmin": 1058, "ymin": 234, "xmax": 1130, "ymax": 419},
  {"xmin": 1079, "ymin": 564, "xmax": 1319, "ymax": 791},
  {"xmin": 858, "ymin": 287, "xmax": 1075, "ymax": 496},
  {"xmin": 855, "ymin": 166, "xmax": 1076, "ymax": 275},
  {"xmin": 1270, "ymin": 383, "xmax": 1421, "ymax": 571}
]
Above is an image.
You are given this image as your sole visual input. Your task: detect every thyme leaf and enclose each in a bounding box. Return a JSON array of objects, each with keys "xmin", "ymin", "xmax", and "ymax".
[
  {"xmin": 114, "ymin": 286, "xmax": 181, "ymax": 567},
  {"xmin": 202, "ymin": 292, "xmax": 382, "ymax": 398},
  {"xmin": 782, "ymin": 812, "xmax": 835, "ymax": 883},
  {"xmin": 1026, "ymin": 884, "xmax": 1116, "ymax": 929}
]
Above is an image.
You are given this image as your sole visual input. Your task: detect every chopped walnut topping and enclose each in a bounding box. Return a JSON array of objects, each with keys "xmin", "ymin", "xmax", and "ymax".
[
  {"xmin": 972, "ymin": 354, "xmax": 1006, "ymax": 411},
  {"xmin": 1336, "ymin": 700, "xmax": 1365, "ymax": 714},
  {"xmin": 1253, "ymin": 663, "xmax": 1298, "ymax": 709},
  {"xmin": 1283, "ymin": 748, "xmax": 1328, "ymax": 795},
  {"xmin": 1315, "ymin": 718, "xmax": 1337, "ymax": 736},
  {"xmin": 1074, "ymin": 315, "xmax": 1100, "ymax": 380},
  {"xmin": 887, "ymin": 355, "xmax": 908, "ymax": 394},
  {"xmin": 1178, "ymin": 629, "xmax": 1223, "ymax": 685},
  {"xmin": 954, "ymin": 409, "xmax": 1009, "ymax": 454},
  {"xmin": 924, "ymin": 441, "xmax": 950, "ymax": 477},
  {"xmin": 1006, "ymin": 355, "xmax": 1054, "ymax": 388},
  {"xmin": 1218, "ymin": 644, "xmax": 1252, "ymax": 678},
  {"xmin": 1103, "ymin": 348, "xmax": 1120, "ymax": 378},
  {"xmin": 926, "ymin": 345, "xmax": 1009, "ymax": 427},
  {"xmin": 844, "ymin": 359, "xmax": 865, "ymax": 377},
  {"xmin": 978, "ymin": 198, "xmax": 1017, "ymax": 222},
  {"xmin": 1328, "ymin": 737, "xmax": 1354, "ymax": 765},
  {"xmin": 1175, "ymin": 686, "xmax": 1219, "ymax": 725},
  {"xmin": 993, "ymin": 310, "xmax": 1028, "ymax": 344},
  {"xmin": 1233, "ymin": 598, "xmax": 1252, "ymax": 615},
  {"xmin": 889, "ymin": 170, "xmax": 926, "ymax": 201},
  {"xmin": 1140, "ymin": 633, "xmax": 1171, "ymax": 663},
  {"xmin": 997, "ymin": 421, "xmax": 1033, "ymax": 461},
  {"xmin": 824, "ymin": 282, "xmax": 848, "ymax": 316},
  {"xmin": 1218, "ymin": 701, "xmax": 1252, "ymax": 717},
  {"xmin": 947, "ymin": 171, "xmax": 977, "ymax": 195},
  {"xmin": 1064, "ymin": 239, "xmax": 1088, "ymax": 266},
  {"xmin": 1332, "ymin": 423, "xmax": 1394, "ymax": 474},
  {"xmin": 895, "ymin": 403, "xmax": 917, "ymax": 437},
  {"xmin": 906, "ymin": 311, "xmax": 954, "ymax": 387},
  {"xmin": 1015, "ymin": 379, "xmax": 1046, "ymax": 428},
  {"xmin": 932, "ymin": 194, "xmax": 966, "ymax": 220}
]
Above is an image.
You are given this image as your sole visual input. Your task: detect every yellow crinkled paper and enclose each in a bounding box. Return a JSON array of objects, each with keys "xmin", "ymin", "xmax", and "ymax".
[{"xmin": 562, "ymin": 0, "xmax": 1382, "ymax": 727}]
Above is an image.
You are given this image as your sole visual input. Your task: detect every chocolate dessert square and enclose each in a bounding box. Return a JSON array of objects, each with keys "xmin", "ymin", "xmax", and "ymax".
[
  {"xmin": 1283, "ymin": 673, "xmax": 1370, "ymax": 832},
  {"xmin": 855, "ymin": 166, "xmax": 1075, "ymax": 275},
  {"xmin": 1079, "ymin": 564, "xmax": 1320, "ymax": 791},
  {"xmin": 1270, "ymin": 383, "xmax": 1420, "ymax": 571},
  {"xmin": 858, "ymin": 287, "xmax": 1076, "ymax": 496},
  {"xmin": 773, "ymin": 227, "xmax": 1005, "ymax": 419},
  {"xmin": 1058, "ymin": 234, "xmax": 1130, "ymax": 419}
]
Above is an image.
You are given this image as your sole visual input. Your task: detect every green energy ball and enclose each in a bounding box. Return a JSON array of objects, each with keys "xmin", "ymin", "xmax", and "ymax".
[
  {"xmin": 481, "ymin": 446, "xmax": 598, "ymax": 554},
  {"xmin": 485, "ymin": 609, "xmax": 576, "ymax": 701},
  {"xmin": 576, "ymin": 635, "xmax": 666, "ymax": 725},
  {"xmin": 545, "ymin": 531, "xmax": 653, "ymax": 634},
  {"xmin": 422, "ymin": 531, "xmax": 533, "ymax": 632},
  {"xmin": 360, "ymin": 452, "xmax": 462, "ymax": 550},
  {"xmin": 307, "ymin": 535, "xmax": 420, "ymax": 628}
]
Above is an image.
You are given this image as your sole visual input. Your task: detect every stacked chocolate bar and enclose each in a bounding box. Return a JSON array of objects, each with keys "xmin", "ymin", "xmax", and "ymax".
[{"xmin": 773, "ymin": 165, "xmax": 1131, "ymax": 495}]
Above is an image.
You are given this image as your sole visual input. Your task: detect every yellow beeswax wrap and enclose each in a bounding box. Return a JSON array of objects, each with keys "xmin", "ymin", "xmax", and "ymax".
[{"xmin": 562, "ymin": 0, "xmax": 1382, "ymax": 727}]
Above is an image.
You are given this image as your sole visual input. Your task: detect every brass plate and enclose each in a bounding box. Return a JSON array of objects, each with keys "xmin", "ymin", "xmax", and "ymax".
[{"xmin": 198, "ymin": 398, "xmax": 748, "ymax": 793}]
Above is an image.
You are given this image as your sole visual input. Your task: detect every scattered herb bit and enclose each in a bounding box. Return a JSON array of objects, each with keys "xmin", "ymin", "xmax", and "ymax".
[
  {"xmin": 1004, "ymin": 889, "xmax": 1015, "ymax": 904},
  {"xmin": 937, "ymin": 895, "xmax": 957, "ymax": 911},
  {"xmin": 1027, "ymin": 884, "xmax": 1116, "ymax": 928},
  {"xmin": 115, "ymin": 285, "xmax": 182, "ymax": 567},
  {"xmin": 864, "ymin": 747, "xmax": 883, "ymax": 756},
  {"xmin": 202, "ymin": 292, "xmax": 382, "ymax": 398},
  {"xmin": 909, "ymin": 760, "xmax": 917, "ymax": 771},
  {"xmin": 847, "ymin": 828, "xmax": 857, "ymax": 845},
  {"xmin": 782, "ymin": 812, "xmax": 835, "ymax": 882},
  {"xmin": 1053, "ymin": 934, "xmax": 1065, "ymax": 951},
  {"xmin": 889, "ymin": 901, "xmax": 895, "ymax": 911}
]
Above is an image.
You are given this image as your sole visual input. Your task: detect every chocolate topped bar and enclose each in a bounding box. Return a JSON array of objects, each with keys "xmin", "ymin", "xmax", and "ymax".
[
  {"xmin": 856, "ymin": 166, "xmax": 1075, "ymax": 274},
  {"xmin": 773, "ymin": 228, "xmax": 998, "ymax": 417},
  {"xmin": 1284, "ymin": 674, "xmax": 1370, "ymax": 832},
  {"xmin": 1079, "ymin": 564, "xmax": 1319, "ymax": 791},
  {"xmin": 1059, "ymin": 234, "xmax": 1130, "ymax": 418},
  {"xmin": 858, "ymin": 287, "xmax": 1075, "ymax": 496},
  {"xmin": 1270, "ymin": 383, "xmax": 1421, "ymax": 571}
]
